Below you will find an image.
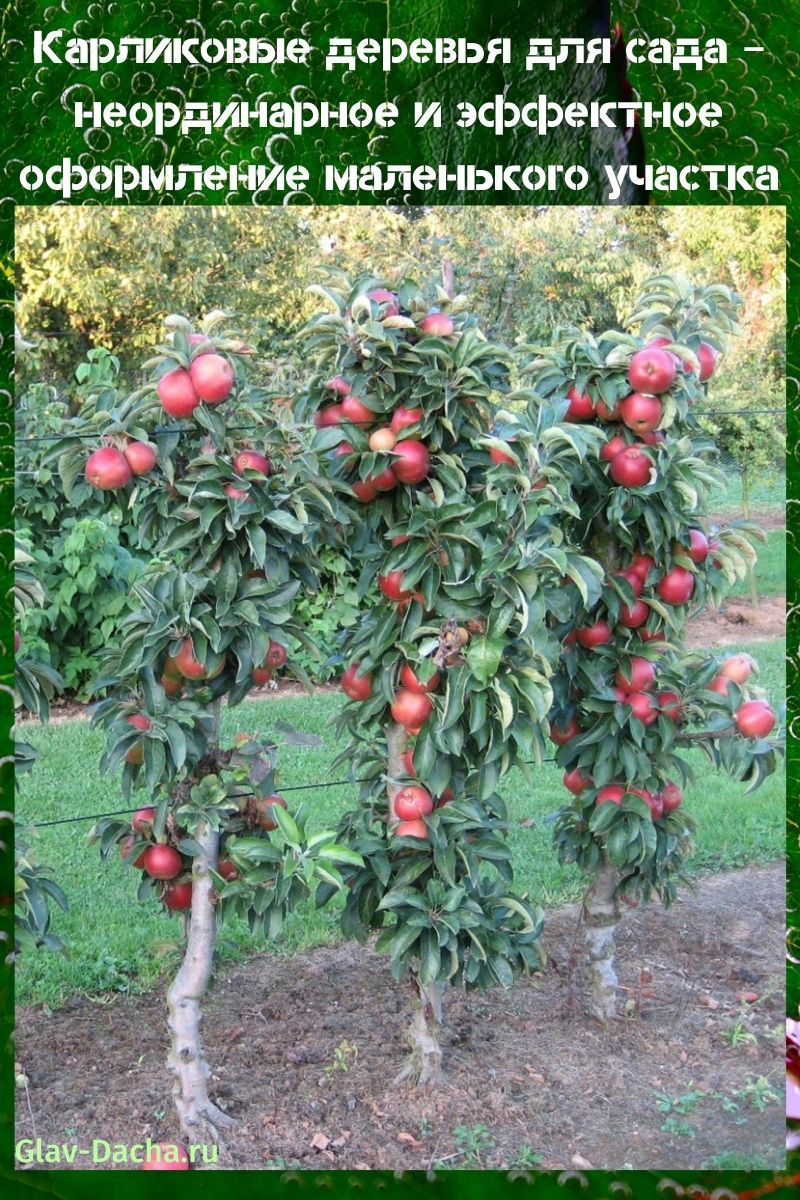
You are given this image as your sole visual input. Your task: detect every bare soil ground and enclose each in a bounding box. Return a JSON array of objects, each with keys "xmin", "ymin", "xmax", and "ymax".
[
  {"xmin": 16, "ymin": 864, "xmax": 785, "ymax": 1172},
  {"xmin": 685, "ymin": 596, "xmax": 785, "ymax": 648}
]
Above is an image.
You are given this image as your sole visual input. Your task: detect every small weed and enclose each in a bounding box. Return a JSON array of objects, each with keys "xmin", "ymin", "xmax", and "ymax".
[
  {"xmin": 660, "ymin": 1117, "xmax": 696, "ymax": 1138},
  {"xmin": 732, "ymin": 1074, "xmax": 780, "ymax": 1112},
  {"xmin": 654, "ymin": 1088, "xmax": 707, "ymax": 1115},
  {"xmin": 418, "ymin": 1116, "xmax": 433, "ymax": 1140},
  {"xmin": 702, "ymin": 1151, "xmax": 779, "ymax": 1170},
  {"xmin": 452, "ymin": 1124, "xmax": 496, "ymax": 1167},
  {"xmin": 510, "ymin": 1146, "xmax": 544, "ymax": 1168},
  {"xmin": 264, "ymin": 1157, "xmax": 302, "ymax": 1169},
  {"xmin": 324, "ymin": 1040, "xmax": 358, "ymax": 1079}
]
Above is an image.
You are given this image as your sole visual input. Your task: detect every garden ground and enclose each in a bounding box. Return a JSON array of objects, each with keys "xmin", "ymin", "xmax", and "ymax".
[{"xmin": 15, "ymin": 863, "xmax": 785, "ymax": 1171}]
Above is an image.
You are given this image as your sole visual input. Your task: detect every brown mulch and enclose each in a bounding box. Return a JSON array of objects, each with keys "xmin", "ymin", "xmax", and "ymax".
[{"xmin": 16, "ymin": 864, "xmax": 785, "ymax": 1171}]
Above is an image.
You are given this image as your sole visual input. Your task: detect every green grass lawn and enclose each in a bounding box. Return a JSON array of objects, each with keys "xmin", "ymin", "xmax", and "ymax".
[
  {"xmin": 729, "ymin": 527, "xmax": 785, "ymax": 599},
  {"xmin": 16, "ymin": 637, "xmax": 786, "ymax": 1010},
  {"xmin": 710, "ymin": 469, "xmax": 785, "ymax": 517}
]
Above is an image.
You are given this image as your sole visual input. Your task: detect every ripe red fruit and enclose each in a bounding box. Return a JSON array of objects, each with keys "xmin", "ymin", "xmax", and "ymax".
[
  {"xmin": 367, "ymin": 288, "xmax": 399, "ymax": 315},
  {"xmin": 119, "ymin": 836, "xmax": 147, "ymax": 869},
  {"xmin": 696, "ymin": 342, "xmax": 718, "ymax": 382},
  {"xmin": 265, "ymin": 641, "xmax": 287, "ymax": 669},
  {"xmin": 619, "ymin": 392, "xmax": 662, "ymax": 434},
  {"xmin": 656, "ymin": 566, "xmax": 695, "ymax": 606},
  {"xmin": 394, "ymin": 785, "xmax": 434, "ymax": 821},
  {"xmin": 341, "ymin": 393, "xmax": 376, "ymax": 427},
  {"xmin": 394, "ymin": 819, "xmax": 429, "ymax": 840},
  {"xmin": 419, "ymin": 311, "xmax": 454, "ymax": 336},
  {"xmin": 189, "ymin": 353, "xmax": 234, "ymax": 404},
  {"xmin": 390, "ymin": 406, "xmax": 423, "ymax": 435},
  {"xmin": 719, "ymin": 654, "xmax": 755, "ymax": 684},
  {"xmin": 392, "ymin": 440, "xmax": 431, "ymax": 485},
  {"xmin": 14, "ymin": 630, "xmax": 21, "ymax": 653},
  {"xmin": 640, "ymin": 429, "xmax": 666, "ymax": 447},
  {"xmin": 706, "ymin": 674, "xmax": 732, "ymax": 698},
  {"xmin": 391, "ymin": 689, "xmax": 434, "ymax": 730},
  {"xmin": 639, "ymin": 627, "xmax": 666, "ymax": 644},
  {"xmin": 490, "ymin": 444, "xmax": 517, "ymax": 466},
  {"xmin": 399, "ymin": 663, "xmax": 441, "ymax": 694},
  {"xmin": 619, "ymin": 599, "xmax": 650, "ymax": 628},
  {"xmin": 124, "ymin": 441, "xmax": 157, "ymax": 476},
  {"xmin": 333, "ymin": 442, "xmax": 354, "ymax": 458},
  {"xmin": 233, "ymin": 450, "xmax": 270, "ymax": 476},
  {"xmin": 576, "ymin": 620, "xmax": 612, "ymax": 648},
  {"xmin": 549, "ymin": 716, "xmax": 581, "ymax": 745},
  {"xmin": 627, "ymin": 347, "xmax": 677, "ymax": 394},
  {"xmin": 734, "ymin": 700, "xmax": 776, "ymax": 739},
  {"xmin": 315, "ymin": 404, "xmax": 345, "ymax": 428},
  {"xmin": 252, "ymin": 666, "xmax": 272, "ymax": 686},
  {"xmin": 142, "ymin": 1143, "xmax": 190, "ymax": 1171},
  {"xmin": 217, "ymin": 858, "xmax": 239, "ymax": 881},
  {"xmin": 161, "ymin": 673, "xmax": 183, "ymax": 696},
  {"xmin": 563, "ymin": 767, "xmax": 592, "ymax": 795},
  {"xmin": 609, "ymin": 446, "xmax": 652, "ymax": 487},
  {"xmin": 612, "ymin": 568, "xmax": 644, "ymax": 597},
  {"xmin": 127, "ymin": 714, "xmax": 152, "ymax": 734},
  {"xmin": 565, "ymin": 384, "xmax": 595, "ymax": 421},
  {"xmin": 352, "ymin": 478, "xmax": 379, "ymax": 503},
  {"xmin": 595, "ymin": 397, "xmax": 621, "ymax": 422},
  {"xmin": 157, "ymin": 367, "xmax": 200, "ymax": 418},
  {"xmin": 143, "ymin": 844, "xmax": 182, "ymax": 880},
  {"xmin": 131, "ymin": 805, "xmax": 156, "ymax": 832},
  {"xmin": 629, "ymin": 553, "xmax": 656, "ymax": 583},
  {"xmin": 164, "ymin": 881, "xmax": 193, "ymax": 911},
  {"xmin": 255, "ymin": 794, "xmax": 288, "ymax": 830},
  {"xmin": 600, "ymin": 434, "xmax": 627, "ymax": 462},
  {"xmin": 597, "ymin": 785, "xmax": 625, "ymax": 806},
  {"xmin": 341, "ymin": 663, "xmax": 372, "ymax": 701},
  {"xmin": 660, "ymin": 782, "xmax": 683, "ymax": 814},
  {"xmin": 615, "ymin": 657, "xmax": 656, "ymax": 693},
  {"xmin": 657, "ymin": 690, "xmax": 683, "ymax": 722},
  {"xmin": 626, "ymin": 692, "xmax": 659, "ymax": 725},
  {"xmin": 325, "ymin": 374, "xmax": 351, "ymax": 396},
  {"xmin": 225, "ymin": 483, "xmax": 249, "ymax": 501},
  {"xmin": 174, "ymin": 637, "xmax": 207, "ymax": 679},
  {"xmin": 687, "ymin": 529, "xmax": 709, "ymax": 563},
  {"xmin": 85, "ymin": 447, "xmax": 133, "ymax": 490},
  {"xmin": 379, "ymin": 570, "xmax": 414, "ymax": 602},
  {"xmin": 629, "ymin": 786, "xmax": 663, "ymax": 820},
  {"xmin": 372, "ymin": 466, "xmax": 399, "ymax": 492},
  {"xmin": 369, "ymin": 427, "xmax": 397, "ymax": 453}
]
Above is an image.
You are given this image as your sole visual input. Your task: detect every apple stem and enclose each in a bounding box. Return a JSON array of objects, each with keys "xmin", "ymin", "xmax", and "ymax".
[
  {"xmin": 386, "ymin": 721, "xmax": 407, "ymax": 826},
  {"xmin": 582, "ymin": 857, "xmax": 621, "ymax": 1021},
  {"xmin": 394, "ymin": 974, "xmax": 445, "ymax": 1088}
]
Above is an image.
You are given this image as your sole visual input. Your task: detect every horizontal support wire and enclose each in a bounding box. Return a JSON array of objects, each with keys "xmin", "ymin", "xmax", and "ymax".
[{"xmin": 23, "ymin": 758, "xmax": 558, "ymax": 828}]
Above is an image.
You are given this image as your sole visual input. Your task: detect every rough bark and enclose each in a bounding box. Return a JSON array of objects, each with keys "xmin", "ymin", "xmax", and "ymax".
[
  {"xmin": 394, "ymin": 974, "xmax": 445, "ymax": 1088},
  {"xmin": 165, "ymin": 701, "xmax": 233, "ymax": 1141},
  {"xmin": 582, "ymin": 856, "xmax": 621, "ymax": 1021},
  {"xmin": 166, "ymin": 819, "xmax": 234, "ymax": 1142}
]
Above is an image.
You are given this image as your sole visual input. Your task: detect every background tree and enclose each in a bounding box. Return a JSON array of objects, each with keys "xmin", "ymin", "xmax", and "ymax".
[
  {"xmin": 517, "ymin": 276, "xmax": 784, "ymax": 1018},
  {"xmin": 55, "ymin": 313, "xmax": 360, "ymax": 1144},
  {"xmin": 297, "ymin": 271, "xmax": 603, "ymax": 1085}
]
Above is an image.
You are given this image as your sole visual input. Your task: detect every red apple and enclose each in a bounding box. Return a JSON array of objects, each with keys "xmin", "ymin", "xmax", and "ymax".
[
  {"xmin": 563, "ymin": 767, "xmax": 592, "ymax": 795},
  {"xmin": 399, "ymin": 663, "xmax": 440, "ymax": 694},
  {"xmin": 550, "ymin": 716, "xmax": 581, "ymax": 745},
  {"xmin": 609, "ymin": 446, "xmax": 652, "ymax": 487},
  {"xmin": 600, "ymin": 434, "xmax": 628, "ymax": 462},
  {"xmin": 390, "ymin": 406, "xmax": 423, "ymax": 435},
  {"xmin": 734, "ymin": 700, "xmax": 776, "ymax": 739},
  {"xmin": 576, "ymin": 620, "xmax": 612, "ymax": 648},
  {"xmin": 394, "ymin": 784, "xmax": 434, "ymax": 821},
  {"xmin": 392, "ymin": 440, "xmax": 430, "ymax": 485},
  {"xmin": 619, "ymin": 392, "xmax": 662, "ymax": 435},
  {"xmin": 143, "ymin": 844, "xmax": 182, "ymax": 880},
  {"xmin": 615, "ymin": 657, "xmax": 657, "ymax": 693},
  {"xmin": 627, "ymin": 347, "xmax": 677, "ymax": 394},
  {"xmin": 597, "ymin": 785, "xmax": 625, "ymax": 806},
  {"xmin": 341, "ymin": 663, "xmax": 372, "ymax": 701},
  {"xmin": 565, "ymin": 384, "xmax": 594, "ymax": 421},
  {"xmin": 157, "ymin": 368, "xmax": 199, "ymax": 418},
  {"xmin": 341, "ymin": 393, "xmax": 376, "ymax": 427},
  {"xmin": 656, "ymin": 566, "xmax": 695, "ymax": 606},
  {"xmin": 618, "ymin": 599, "xmax": 650, "ymax": 628},
  {"xmin": 659, "ymin": 782, "xmax": 683, "ymax": 813},
  {"xmin": 419, "ymin": 312, "xmax": 454, "ymax": 336},
  {"xmin": 626, "ymin": 692, "xmax": 659, "ymax": 725}
]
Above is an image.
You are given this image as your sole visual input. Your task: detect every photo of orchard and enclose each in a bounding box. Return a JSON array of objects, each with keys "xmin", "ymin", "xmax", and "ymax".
[{"xmin": 13, "ymin": 207, "xmax": 787, "ymax": 1171}]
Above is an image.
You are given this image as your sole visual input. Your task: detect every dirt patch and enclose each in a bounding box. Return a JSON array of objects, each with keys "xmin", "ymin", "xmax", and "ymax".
[
  {"xmin": 16, "ymin": 864, "xmax": 785, "ymax": 1171},
  {"xmin": 686, "ymin": 596, "xmax": 785, "ymax": 648},
  {"xmin": 718, "ymin": 510, "xmax": 785, "ymax": 533}
]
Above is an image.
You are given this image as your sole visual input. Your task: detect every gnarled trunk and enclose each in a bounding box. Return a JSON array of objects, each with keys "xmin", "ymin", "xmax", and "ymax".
[
  {"xmin": 166, "ymin": 818, "xmax": 234, "ymax": 1142},
  {"xmin": 582, "ymin": 856, "xmax": 621, "ymax": 1021},
  {"xmin": 395, "ymin": 974, "xmax": 445, "ymax": 1088}
]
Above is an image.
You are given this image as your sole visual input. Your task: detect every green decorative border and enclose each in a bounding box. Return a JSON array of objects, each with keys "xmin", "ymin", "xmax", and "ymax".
[{"xmin": 0, "ymin": 0, "xmax": 796, "ymax": 1195}]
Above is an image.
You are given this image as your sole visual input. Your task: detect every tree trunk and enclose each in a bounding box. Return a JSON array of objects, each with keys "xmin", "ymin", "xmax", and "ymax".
[
  {"xmin": 385, "ymin": 720, "xmax": 407, "ymax": 826},
  {"xmin": 166, "ymin": 819, "xmax": 235, "ymax": 1142},
  {"xmin": 386, "ymin": 721, "xmax": 446, "ymax": 1087},
  {"xmin": 582, "ymin": 857, "xmax": 621, "ymax": 1021},
  {"xmin": 166, "ymin": 700, "xmax": 233, "ymax": 1142},
  {"xmin": 395, "ymin": 973, "xmax": 445, "ymax": 1088}
]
